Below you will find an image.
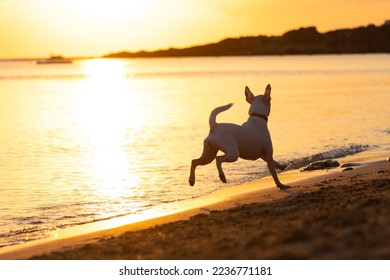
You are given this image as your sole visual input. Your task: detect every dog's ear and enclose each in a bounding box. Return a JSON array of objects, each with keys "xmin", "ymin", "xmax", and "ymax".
[
  {"xmin": 264, "ymin": 84, "xmax": 271, "ymax": 96},
  {"xmin": 245, "ymin": 86, "xmax": 254, "ymax": 104},
  {"xmin": 263, "ymin": 84, "xmax": 272, "ymax": 102}
]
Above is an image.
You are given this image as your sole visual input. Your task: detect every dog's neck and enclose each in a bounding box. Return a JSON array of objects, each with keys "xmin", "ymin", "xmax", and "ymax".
[
  {"xmin": 248, "ymin": 95, "xmax": 270, "ymax": 119},
  {"xmin": 249, "ymin": 113, "xmax": 268, "ymax": 122}
]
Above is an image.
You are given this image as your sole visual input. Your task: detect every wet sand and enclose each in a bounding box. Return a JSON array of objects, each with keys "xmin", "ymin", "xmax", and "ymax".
[{"xmin": 1, "ymin": 154, "xmax": 389, "ymax": 260}]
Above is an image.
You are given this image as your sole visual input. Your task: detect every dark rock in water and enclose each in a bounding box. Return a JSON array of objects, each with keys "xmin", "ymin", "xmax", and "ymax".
[
  {"xmin": 300, "ymin": 159, "xmax": 340, "ymax": 172},
  {"xmin": 285, "ymin": 145, "xmax": 369, "ymax": 171},
  {"xmin": 340, "ymin": 163, "xmax": 361, "ymax": 168},
  {"xmin": 342, "ymin": 167, "xmax": 354, "ymax": 172}
]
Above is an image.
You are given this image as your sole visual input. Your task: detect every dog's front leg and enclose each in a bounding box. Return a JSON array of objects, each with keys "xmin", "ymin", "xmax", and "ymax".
[{"xmin": 266, "ymin": 158, "xmax": 291, "ymax": 189}]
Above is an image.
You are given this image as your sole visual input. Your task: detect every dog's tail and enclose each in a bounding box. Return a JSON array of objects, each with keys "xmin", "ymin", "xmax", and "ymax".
[{"xmin": 209, "ymin": 103, "xmax": 234, "ymax": 130}]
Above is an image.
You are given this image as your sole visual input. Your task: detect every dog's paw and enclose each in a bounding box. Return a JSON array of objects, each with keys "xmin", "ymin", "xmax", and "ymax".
[
  {"xmin": 277, "ymin": 163, "xmax": 288, "ymax": 171},
  {"xmin": 219, "ymin": 174, "xmax": 227, "ymax": 183},
  {"xmin": 278, "ymin": 184, "xmax": 292, "ymax": 190},
  {"xmin": 188, "ymin": 178, "xmax": 195, "ymax": 186}
]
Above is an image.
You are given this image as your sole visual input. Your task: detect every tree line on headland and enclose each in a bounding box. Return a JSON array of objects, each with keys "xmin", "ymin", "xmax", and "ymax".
[{"xmin": 104, "ymin": 24, "xmax": 390, "ymax": 58}]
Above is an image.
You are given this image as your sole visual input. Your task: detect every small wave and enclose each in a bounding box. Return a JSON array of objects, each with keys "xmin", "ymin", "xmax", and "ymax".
[
  {"xmin": 0, "ymin": 225, "xmax": 53, "ymax": 248},
  {"xmin": 30, "ymin": 220, "xmax": 45, "ymax": 225},
  {"xmin": 57, "ymin": 215, "xmax": 76, "ymax": 220},
  {"xmin": 0, "ymin": 226, "xmax": 41, "ymax": 238},
  {"xmin": 0, "ymin": 207, "xmax": 150, "ymax": 247},
  {"xmin": 286, "ymin": 144, "xmax": 369, "ymax": 170},
  {"xmin": 37, "ymin": 201, "xmax": 106, "ymax": 211}
]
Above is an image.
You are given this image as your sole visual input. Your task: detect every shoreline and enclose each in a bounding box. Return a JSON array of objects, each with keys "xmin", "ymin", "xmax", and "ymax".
[{"xmin": 0, "ymin": 150, "xmax": 389, "ymax": 259}]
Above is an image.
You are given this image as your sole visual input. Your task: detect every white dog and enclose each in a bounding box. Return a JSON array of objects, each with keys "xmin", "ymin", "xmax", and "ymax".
[{"xmin": 189, "ymin": 84, "xmax": 290, "ymax": 189}]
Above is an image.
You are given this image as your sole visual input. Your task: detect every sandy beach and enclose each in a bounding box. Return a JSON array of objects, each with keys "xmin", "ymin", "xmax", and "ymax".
[{"xmin": 0, "ymin": 152, "xmax": 388, "ymax": 260}]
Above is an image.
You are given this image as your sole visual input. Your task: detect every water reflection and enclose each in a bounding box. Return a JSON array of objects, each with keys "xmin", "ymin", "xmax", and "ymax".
[
  {"xmin": 75, "ymin": 59, "xmax": 137, "ymax": 198},
  {"xmin": 1, "ymin": 55, "xmax": 389, "ymax": 248}
]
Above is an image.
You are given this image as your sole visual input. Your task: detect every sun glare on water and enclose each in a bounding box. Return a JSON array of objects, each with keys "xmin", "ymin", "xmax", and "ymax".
[{"xmin": 74, "ymin": 59, "xmax": 140, "ymax": 199}]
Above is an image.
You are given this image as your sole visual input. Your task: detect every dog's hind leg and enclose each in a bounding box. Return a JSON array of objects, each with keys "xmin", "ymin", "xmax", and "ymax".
[
  {"xmin": 189, "ymin": 139, "xmax": 218, "ymax": 186},
  {"xmin": 216, "ymin": 146, "xmax": 239, "ymax": 183}
]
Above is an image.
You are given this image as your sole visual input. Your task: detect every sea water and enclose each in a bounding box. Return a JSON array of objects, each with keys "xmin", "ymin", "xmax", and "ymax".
[{"xmin": 0, "ymin": 55, "xmax": 389, "ymax": 247}]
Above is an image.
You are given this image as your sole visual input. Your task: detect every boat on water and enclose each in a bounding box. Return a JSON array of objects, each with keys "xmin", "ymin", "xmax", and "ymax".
[{"xmin": 36, "ymin": 56, "xmax": 73, "ymax": 64}]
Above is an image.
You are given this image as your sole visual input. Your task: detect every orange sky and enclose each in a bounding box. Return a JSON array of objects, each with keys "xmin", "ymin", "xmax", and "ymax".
[{"xmin": 1, "ymin": 0, "xmax": 389, "ymax": 58}]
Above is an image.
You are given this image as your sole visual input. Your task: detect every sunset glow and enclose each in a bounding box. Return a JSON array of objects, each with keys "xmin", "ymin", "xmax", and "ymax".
[
  {"xmin": 55, "ymin": 0, "xmax": 155, "ymax": 24},
  {"xmin": 1, "ymin": 0, "xmax": 390, "ymax": 58}
]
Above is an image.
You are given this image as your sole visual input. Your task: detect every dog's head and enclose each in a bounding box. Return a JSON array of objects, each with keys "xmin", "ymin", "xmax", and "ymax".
[{"xmin": 245, "ymin": 84, "xmax": 271, "ymax": 117}]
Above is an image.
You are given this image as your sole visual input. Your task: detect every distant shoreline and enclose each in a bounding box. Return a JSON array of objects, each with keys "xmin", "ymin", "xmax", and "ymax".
[
  {"xmin": 1, "ymin": 24, "xmax": 390, "ymax": 61},
  {"xmin": 1, "ymin": 51, "xmax": 390, "ymax": 62},
  {"xmin": 104, "ymin": 24, "xmax": 390, "ymax": 59}
]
